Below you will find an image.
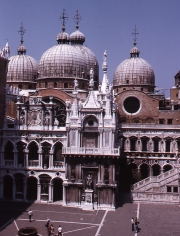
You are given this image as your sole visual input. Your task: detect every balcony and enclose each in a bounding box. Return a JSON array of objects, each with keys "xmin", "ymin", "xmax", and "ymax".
[
  {"xmin": 53, "ymin": 161, "xmax": 64, "ymax": 168},
  {"xmin": 28, "ymin": 160, "xmax": 39, "ymax": 167},
  {"xmin": 4, "ymin": 160, "xmax": 14, "ymax": 166},
  {"xmin": 62, "ymin": 147, "xmax": 120, "ymax": 156}
]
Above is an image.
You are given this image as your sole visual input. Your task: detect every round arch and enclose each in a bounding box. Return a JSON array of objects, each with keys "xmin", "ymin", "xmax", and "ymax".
[
  {"xmin": 163, "ymin": 164, "xmax": 172, "ymax": 173},
  {"xmin": 151, "ymin": 164, "xmax": 161, "ymax": 176},
  {"xmin": 139, "ymin": 163, "xmax": 149, "ymax": 180}
]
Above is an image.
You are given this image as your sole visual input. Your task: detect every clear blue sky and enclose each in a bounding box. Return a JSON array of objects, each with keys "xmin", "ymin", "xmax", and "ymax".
[{"xmin": 1, "ymin": 0, "xmax": 180, "ymax": 97}]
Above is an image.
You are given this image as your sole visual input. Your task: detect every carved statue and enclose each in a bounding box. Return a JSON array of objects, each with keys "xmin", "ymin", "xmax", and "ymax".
[
  {"xmin": 20, "ymin": 113, "xmax": 25, "ymax": 125},
  {"xmin": 65, "ymin": 100, "xmax": 71, "ymax": 109},
  {"xmin": 160, "ymin": 140, "xmax": 165, "ymax": 152},
  {"xmin": 44, "ymin": 113, "xmax": 50, "ymax": 126},
  {"xmin": 103, "ymin": 50, "xmax": 107, "ymax": 61},
  {"xmin": 136, "ymin": 139, "xmax": 142, "ymax": 152},
  {"xmin": 86, "ymin": 174, "xmax": 92, "ymax": 189},
  {"xmin": 74, "ymin": 78, "xmax": 78, "ymax": 90},
  {"xmin": 171, "ymin": 140, "xmax": 177, "ymax": 153},
  {"xmin": 125, "ymin": 138, "xmax": 130, "ymax": 151},
  {"xmin": 148, "ymin": 139, "xmax": 153, "ymax": 152},
  {"xmin": 54, "ymin": 117, "xmax": 59, "ymax": 126}
]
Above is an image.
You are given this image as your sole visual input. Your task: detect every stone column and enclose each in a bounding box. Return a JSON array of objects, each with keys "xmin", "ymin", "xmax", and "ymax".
[
  {"xmin": 0, "ymin": 151, "xmax": 4, "ymax": 167},
  {"xmin": 51, "ymin": 183, "xmax": 54, "ymax": 202},
  {"xmin": 13, "ymin": 151, "xmax": 18, "ymax": 168},
  {"xmin": 38, "ymin": 151, "xmax": 43, "ymax": 168},
  {"xmin": 13, "ymin": 179, "xmax": 16, "ymax": 200},
  {"xmin": 78, "ymin": 187, "xmax": 81, "ymax": 205},
  {"xmin": 48, "ymin": 184, "xmax": 52, "ymax": 203},
  {"xmin": 49, "ymin": 108, "xmax": 53, "ymax": 130},
  {"xmin": 112, "ymin": 163, "xmax": 115, "ymax": 181},
  {"xmin": 62, "ymin": 184, "xmax": 66, "ymax": 205},
  {"xmin": 98, "ymin": 163, "xmax": 101, "ymax": 182},
  {"xmin": 23, "ymin": 181, "xmax": 27, "ymax": 201},
  {"xmin": 99, "ymin": 130, "xmax": 103, "ymax": 149},
  {"xmin": 112, "ymin": 189, "xmax": 115, "ymax": 208},
  {"xmin": 111, "ymin": 131, "xmax": 115, "ymax": 149},
  {"xmin": 24, "ymin": 108, "xmax": 27, "ymax": 129},
  {"xmin": 49, "ymin": 151, "xmax": 53, "ymax": 169},
  {"xmin": 37, "ymin": 182, "xmax": 41, "ymax": 201},
  {"xmin": 24, "ymin": 150, "xmax": 29, "ymax": 168}
]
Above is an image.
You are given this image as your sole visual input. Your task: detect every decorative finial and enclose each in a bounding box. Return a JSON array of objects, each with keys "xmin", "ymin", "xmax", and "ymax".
[
  {"xmin": 132, "ymin": 25, "xmax": 139, "ymax": 46},
  {"xmin": 18, "ymin": 22, "xmax": 26, "ymax": 44},
  {"xmin": 74, "ymin": 78, "xmax": 78, "ymax": 91},
  {"xmin": 73, "ymin": 10, "xmax": 82, "ymax": 29},
  {"xmin": 89, "ymin": 68, "xmax": 94, "ymax": 88},
  {"xmin": 59, "ymin": 9, "xmax": 69, "ymax": 31},
  {"xmin": 103, "ymin": 50, "xmax": 107, "ymax": 62}
]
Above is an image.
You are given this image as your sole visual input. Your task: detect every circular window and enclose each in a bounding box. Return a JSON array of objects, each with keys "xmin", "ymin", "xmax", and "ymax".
[
  {"xmin": 124, "ymin": 97, "xmax": 140, "ymax": 114},
  {"xmin": 88, "ymin": 120, "xmax": 94, "ymax": 126}
]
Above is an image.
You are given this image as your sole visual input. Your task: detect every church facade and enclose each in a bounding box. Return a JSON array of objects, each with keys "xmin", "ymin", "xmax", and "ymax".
[{"xmin": 1, "ymin": 12, "xmax": 180, "ymax": 208}]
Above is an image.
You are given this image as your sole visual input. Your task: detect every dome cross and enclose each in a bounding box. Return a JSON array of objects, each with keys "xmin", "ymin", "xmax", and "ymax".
[
  {"xmin": 59, "ymin": 9, "xmax": 69, "ymax": 31},
  {"xmin": 18, "ymin": 22, "xmax": 26, "ymax": 43},
  {"xmin": 73, "ymin": 10, "xmax": 82, "ymax": 28},
  {"xmin": 132, "ymin": 25, "xmax": 139, "ymax": 44}
]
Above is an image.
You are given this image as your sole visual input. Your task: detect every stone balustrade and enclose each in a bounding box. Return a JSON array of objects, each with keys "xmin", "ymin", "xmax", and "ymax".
[{"xmin": 62, "ymin": 147, "xmax": 120, "ymax": 156}]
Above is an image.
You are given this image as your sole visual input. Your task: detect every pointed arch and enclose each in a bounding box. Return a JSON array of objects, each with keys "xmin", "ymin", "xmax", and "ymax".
[{"xmin": 4, "ymin": 140, "xmax": 14, "ymax": 160}]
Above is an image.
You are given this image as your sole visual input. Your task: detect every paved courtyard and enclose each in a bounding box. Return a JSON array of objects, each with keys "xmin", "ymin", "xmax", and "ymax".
[{"xmin": 0, "ymin": 201, "xmax": 180, "ymax": 235}]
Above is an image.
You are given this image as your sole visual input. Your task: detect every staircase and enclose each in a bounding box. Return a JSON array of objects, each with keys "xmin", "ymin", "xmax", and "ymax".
[{"xmin": 132, "ymin": 166, "xmax": 180, "ymax": 204}]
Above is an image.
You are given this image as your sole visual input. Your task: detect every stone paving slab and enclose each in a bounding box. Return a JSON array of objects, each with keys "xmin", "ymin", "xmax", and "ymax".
[{"xmin": 1, "ymin": 201, "xmax": 180, "ymax": 235}]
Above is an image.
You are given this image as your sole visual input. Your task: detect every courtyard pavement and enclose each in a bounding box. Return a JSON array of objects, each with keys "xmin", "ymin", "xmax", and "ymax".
[{"xmin": 0, "ymin": 201, "xmax": 180, "ymax": 235}]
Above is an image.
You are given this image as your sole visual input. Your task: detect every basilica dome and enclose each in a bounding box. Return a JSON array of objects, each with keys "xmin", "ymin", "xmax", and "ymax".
[
  {"xmin": 7, "ymin": 40, "xmax": 38, "ymax": 83},
  {"xmin": 113, "ymin": 43, "xmax": 155, "ymax": 88},
  {"xmin": 38, "ymin": 28, "xmax": 87, "ymax": 80},
  {"xmin": 70, "ymin": 26, "xmax": 99, "ymax": 82}
]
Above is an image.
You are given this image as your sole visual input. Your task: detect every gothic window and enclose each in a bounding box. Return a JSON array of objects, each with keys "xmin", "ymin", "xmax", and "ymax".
[
  {"xmin": 4, "ymin": 141, "xmax": 14, "ymax": 160},
  {"xmin": 28, "ymin": 142, "xmax": 38, "ymax": 160},
  {"xmin": 130, "ymin": 139, "xmax": 136, "ymax": 151},
  {"xmin": 165, "ymin": 140, "xmax": 171, "ymax": 152},
  {"xmin": 53, "ymin": 142, "xmax": 63, "ymax": 162}
]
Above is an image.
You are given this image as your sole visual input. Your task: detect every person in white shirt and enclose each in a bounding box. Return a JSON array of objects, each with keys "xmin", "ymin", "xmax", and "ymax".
[
  {"xmin": 28, "ymin": 210, "xmax": 33, "ymax": 222},
  {"xmin": 57, "ymin": 225, "xmax": 63, "ymax": 236}
]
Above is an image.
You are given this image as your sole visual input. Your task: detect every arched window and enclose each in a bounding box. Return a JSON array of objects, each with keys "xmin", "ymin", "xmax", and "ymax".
[
  {"xmin": 4, "ymin": 141, "xmax": 14, "ymax": 160},
  {"xmin": 28, "ymin": 142, "xmax": 38, "ymax": 160},
  {"xmin": 64, "ymin": 82, "xmax": 68, "ymax": 88}
]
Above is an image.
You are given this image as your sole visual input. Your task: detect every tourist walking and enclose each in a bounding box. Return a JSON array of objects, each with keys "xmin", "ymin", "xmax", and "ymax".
[
  {"xmin": 46, "ymin": 217, "xmax": 50, "ymax": 228},
  {"xmin": 28, "ymin": 210, "xmax": 33, "ymax": 222},
  {"xmin": 134, "ymin": 217, "xmax": 139, "ymax": 233},
  {"xmin": 131, "ymin": 217, "xmax": 134, "ymax": 231},
  {"xmin": 50, "ymin": 224, "xmax": 55, "ymax": 236},
  {"xmin": 57, "ymin": 225, "xmax": 63, "ymax": 236}
]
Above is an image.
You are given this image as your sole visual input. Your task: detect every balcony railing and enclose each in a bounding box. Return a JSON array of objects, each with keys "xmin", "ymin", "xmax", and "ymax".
[
  {"xmin": 62, "ymin": 147, "xmax": 120, "ymax": 156},
  {"xmin": 4, "ymin": 160, "xmax": 14, "ymax": 166},
  {"xmin": 28, "ymin": 160, "xmax": 39, "ymax": 167},
  {"xmin": 53, "ymin": 161, "xmax": 64, "ymax": 168}
]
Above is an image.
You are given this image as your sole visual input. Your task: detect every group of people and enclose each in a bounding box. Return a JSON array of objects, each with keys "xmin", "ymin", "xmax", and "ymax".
[
  {"xmin": 131, "ymin": 217, "xmax": 139, "ymax": 233},
  {"xmin": 28, "ymin": 210, "xmax": 63, "ymax": 235},
  {"xmin": 45, "ymin": 217, "xmax": 63, "ymax": 236}
]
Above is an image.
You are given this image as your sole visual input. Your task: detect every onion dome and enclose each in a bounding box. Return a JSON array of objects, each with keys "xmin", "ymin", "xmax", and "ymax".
[
  {"xmin": 56, "ymin": 26, "xmax": 69, "ymax": 44},
  {"xmin": 7, "ymin": 24, "xmax": 38, "ymax": 83},
  {"xmin": 70, "ymin": 25, "xmax": 85, "ymax": 45},
  {"xmin": 113, "ymin": 41, "xmax": 155, "ymax": 87}
]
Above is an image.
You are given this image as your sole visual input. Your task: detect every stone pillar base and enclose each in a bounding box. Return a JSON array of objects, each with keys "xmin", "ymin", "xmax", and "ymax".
[{"xmin": 83, "ymin": 189, "xmax": 94, "ymax": 210}]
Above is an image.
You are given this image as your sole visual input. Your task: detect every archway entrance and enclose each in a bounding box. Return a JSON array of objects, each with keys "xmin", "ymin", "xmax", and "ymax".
[
  {"xmin": 14, "ymin": 173, "xmax": 24, "ymax": 200},
  {"xmin": 27, "ymin": 177, "xmax": 37, "ymax": 201},
  {"xmin": 163, "ymin": 165, "xmax": 172, "ymax": 173},
  {"xmin": 152, "ymin": 164, "xmax": 161, "ymax": 176},
  {"xmin": 140, "ymin": 164, "xmax": 149, "ymax": 180},
  {"xmin": 3, "ymin": 175, "xmax": 13, "ymax": 200},
  {"xmin": 53, "ymin": 178, "xmax": 63, "ymax": 202}
]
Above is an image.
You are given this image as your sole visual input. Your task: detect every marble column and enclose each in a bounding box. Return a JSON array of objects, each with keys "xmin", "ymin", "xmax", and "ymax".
[
  {"xmin": 38, "ymin": 151, "xmax": 43, "ymax": 168},
  {"xmin": 37, "ymin": 183, "xmax": 41, "ymax": 201},
  {"xmin": 13, "ymin": 151, "xmax": 18, "ymax": 168},
  {"xmin": 63, "ymin": 185, "xmax": 66, "ymax": 205},
  {"xmin": 49, "ymin": 152, "xmax": 53, "ymax": 169},
  {"xmin": 48, "ymin": 184, "xmax": 52, "ymax": 203},
  {"xmin": 24, "ymin": 150, "xmax": 29, "ymax": 168}
]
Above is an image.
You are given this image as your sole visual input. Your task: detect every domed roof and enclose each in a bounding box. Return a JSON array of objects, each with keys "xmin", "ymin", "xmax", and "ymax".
[
  {"xmin": 113, "ymin": 43, "xmax": 155, "ymax": 87},
  {"xmin": 70, "ymin": 25, "xmax": 99, "ymax": 82},
  {"xmin": 39, "ymin": 43, "xmax": 87, "ymax": 79},
  {"xmin": 70, "ymin": 26, "xmax": 85, "ymax": 45},
  {"xmin": 72, "ymin": 44, "xmax": 99, "ymax": 82},
  {"xmin": 7, "ymin": 40, "xmax": 38, "ymax": 83}
]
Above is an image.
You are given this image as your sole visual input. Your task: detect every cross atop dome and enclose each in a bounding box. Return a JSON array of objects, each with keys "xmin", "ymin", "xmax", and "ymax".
[
  {"xmin": 132, "ymin": 25, "xmax": 139, "ymax": 46},
  {"xmin": 73, "ymin": 10, "xmax": 82, "ymax": 29},
  {"xmin": 59, "ymin": 9, "xmax": 69, "ymax": 31},
  {"xmin": 18, "ymin": 22, "xmax": 26, "ymax": 44}
]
